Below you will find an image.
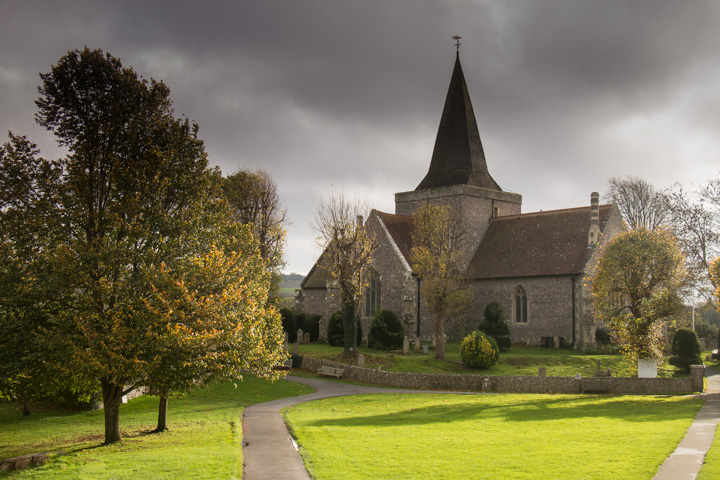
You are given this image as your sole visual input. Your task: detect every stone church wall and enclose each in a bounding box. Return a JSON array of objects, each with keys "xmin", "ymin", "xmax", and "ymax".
[
  {"xmin": 472, "ymin": 275, "xmax": 577, "ymax": 346},
  {"xmin": 362, "ymin": 214, "xmax": 418, "ymax": 338}
]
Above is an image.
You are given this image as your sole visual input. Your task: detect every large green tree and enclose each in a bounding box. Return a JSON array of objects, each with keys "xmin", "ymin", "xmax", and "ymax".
[
  {"xmin": 591, "ymin": 228, "xmax": 686, "ymax": 365},
  {"xmin": 8, "ymin": 47, "xmax": 285, "ymax": 443},
  {"xmin": 410, "ymin": 204, "xmax": 473, "ymax": 360}
]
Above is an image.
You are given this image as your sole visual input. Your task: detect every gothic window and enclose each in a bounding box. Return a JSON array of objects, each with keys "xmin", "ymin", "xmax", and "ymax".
[
  {"xmin": 365, "ymin": 271, "xmax": 382, "ymax": 316},
  {"xmin": 514, "ymin": 285, "xmax": 528, "ymax": 323}
]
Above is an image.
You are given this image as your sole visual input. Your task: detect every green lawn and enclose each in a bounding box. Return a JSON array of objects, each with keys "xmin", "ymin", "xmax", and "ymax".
[
  {"xmin": 299, "ymin": 342, "xmax": 643, "ymax": 377},
  {"xmin": 284, "ymin": 393, "xmax": 702, "ymax": 480},
  {"xmin": 0, "ymin": 376, "xmax": 312, "ymax": 479}
]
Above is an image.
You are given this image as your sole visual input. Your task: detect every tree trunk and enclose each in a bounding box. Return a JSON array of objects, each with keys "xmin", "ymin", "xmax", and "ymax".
[
  {"xmin": 154, "ymin": 393, "xmax": 169, "ymax": 432},
  {"xmin": 101, "ymin": 377, "xmax": 124, "ymax": 444},
  {"xmin": 341, "ymin": 298, "xmax": 358, "ymax": 360},
  {"xmin": 22, "ymin": 400, "xmax": 30, "ymax": 416},
  {"xmin": 435, "ymin": 306, "xmax": 446, "ymax": 360}
]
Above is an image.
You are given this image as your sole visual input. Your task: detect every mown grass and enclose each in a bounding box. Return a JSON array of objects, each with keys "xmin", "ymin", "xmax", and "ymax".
[
  {"xmin": 0, "ymin": 376, "xmax": 312, "ymax": 479},
  {"xmin": 284, "ymin": 393, "xmax": 702, "ymax": 480},
  {"xmin": 299, "ymin": 342, "xmax": 641, "ymax": 377}
]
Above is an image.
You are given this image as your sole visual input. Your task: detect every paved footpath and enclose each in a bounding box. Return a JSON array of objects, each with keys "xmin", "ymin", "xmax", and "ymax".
[
  {"xmin": 652, "ymin": 367, "xmax": 720, "ymax": 480},
  {"xmin": 242, "ymin": 377, "xmax": 470, "ymax": 480},
  {"xmin": 243, "ymin": 372, "xmax": 720, "ymax": 480}
]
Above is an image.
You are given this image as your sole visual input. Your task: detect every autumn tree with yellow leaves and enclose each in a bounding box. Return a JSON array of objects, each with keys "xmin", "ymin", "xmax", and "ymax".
[{"xmin": 591, "ymin": 228, "xmax": 686, "ymax": 366}]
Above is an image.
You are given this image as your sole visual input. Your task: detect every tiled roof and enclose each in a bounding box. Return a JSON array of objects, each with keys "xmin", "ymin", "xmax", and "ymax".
[
  {"xmin": 374, "ymin": 210, "xmax": 415, "ymax": 264},
  {"xmin": 467, "ymin": 205, "xmax": 613, "ymax": 279},
  {"xmin": 300, "ymin": 251, "xmax": 332, "ymax": 289}
]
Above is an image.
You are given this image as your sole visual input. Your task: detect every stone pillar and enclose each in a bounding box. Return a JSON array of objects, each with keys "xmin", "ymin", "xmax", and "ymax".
[{"xmin": 691, "ymin": 365, "xmax": 705, "ymax": 392}]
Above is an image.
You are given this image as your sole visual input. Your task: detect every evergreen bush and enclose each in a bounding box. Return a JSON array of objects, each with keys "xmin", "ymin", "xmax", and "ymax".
[
  {"xmin": 595, "ymin": 327, "xmax": 613, "ymax": 346},
  {"xmin": 327, "ymin": 310, "xmax": 362, "ymax": 347},
  {"xmin": 460, "ymin": 330, "xmax": 500, "ymax": 369},
  {"xmin": 367, "ymin": 310, "xmax": 404, "ymax": 350},
  {"xmin": 479, "ymin": 301, "xmax": 511, "ymax": 350},
  {"xmin": 298, "ymin": 313, "xmax": 321, "ymax": 342},
  {"xmin": 669, "ymin": 327, "xmax": 702, "ymax": 372},
  {"xmin": 280, "ymin": 308, "xmax": 296, "ymax": 343}
]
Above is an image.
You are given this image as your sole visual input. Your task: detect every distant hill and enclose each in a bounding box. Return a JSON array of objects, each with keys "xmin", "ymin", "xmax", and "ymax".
[{"xmin": 278, "ymin": 273, "xmax": 304, "ymax": 297}]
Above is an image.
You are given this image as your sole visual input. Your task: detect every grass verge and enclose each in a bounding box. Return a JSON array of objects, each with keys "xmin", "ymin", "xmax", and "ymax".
[
  {"xmin": 299, "ymin": 342, "xmax": 645, "ymax": 377},
  {"xmin": 0, "ymin": 376, "xmax": 312, "ymax": 479},
  {"xmin": 284, "ymin": 393, "xmax": 701, "ymax": 480}
]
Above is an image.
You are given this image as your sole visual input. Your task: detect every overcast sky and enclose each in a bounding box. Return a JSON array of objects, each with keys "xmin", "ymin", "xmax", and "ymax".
[{"xmin": 2, "ymin": 1, "xmax": 719, "ymax": 275}]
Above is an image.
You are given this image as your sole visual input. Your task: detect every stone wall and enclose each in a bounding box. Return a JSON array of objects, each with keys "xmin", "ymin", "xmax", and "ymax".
[
  {"xmin": 298, "ymin": 356, "xmax": 699, "ymax": 395},
  {"xmin": 472, "ymin": 276, "xmax": 576, "ymax": 346}
]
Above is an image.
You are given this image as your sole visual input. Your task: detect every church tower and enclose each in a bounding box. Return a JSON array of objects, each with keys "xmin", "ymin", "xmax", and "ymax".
[{"xmin": 395, "ymin": 50, "xmax": 522, "ymax": 267}]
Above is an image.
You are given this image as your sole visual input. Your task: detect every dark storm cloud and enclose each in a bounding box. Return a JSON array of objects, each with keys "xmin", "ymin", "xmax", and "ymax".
[{"xmin": 2, "ymin": 0, "xmax": 719, "ymax": 273}]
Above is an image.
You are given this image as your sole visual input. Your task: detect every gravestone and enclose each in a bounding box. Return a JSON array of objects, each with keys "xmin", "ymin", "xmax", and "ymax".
[
  {"xmin": 638, "ymin": 358, "xmax": 657, "ymax": 378},
  {"xmin": 431, "ymin": 334, "xmax": 436, "ymax": 348},
  {"xmin": 283, "ymin": 332, "xmax": 289, "ymax": 352},
  {"xmin": 403, "ymin": 336, "xmax": 410, "ymax": 354},
  {"xmin": 414, "ymin": 336, "xmax": 420, "ymax": 351},
  {"xmin": 553, "ymin": 336, "xmax": 560, "ymax": 349},
  {"xmin": 538, "ymin": 367, "xmax": 546, "ymax": 377},
  {"xmin": 293, "ymin": 342, "xmax": 299, "ymax": 355},
  {"xmin": 358, "ymin": 354, "xmax": 365, "ymax": 367},
  {"xmin": 297, "ymin": 329, "xmax": 304, "ymax": 345},
  {"xmin": 303, "ymin": 332, "xmax": 311, "ymax": 344}
]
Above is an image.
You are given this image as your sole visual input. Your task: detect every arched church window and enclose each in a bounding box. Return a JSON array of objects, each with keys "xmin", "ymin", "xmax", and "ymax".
[
  {"xmin": 514, "ymin": 286, "xmax": 528, "ymax": 323},
  {"xmin": 365, "ymin": 270, "xmax": 382, "ymax": 316}
]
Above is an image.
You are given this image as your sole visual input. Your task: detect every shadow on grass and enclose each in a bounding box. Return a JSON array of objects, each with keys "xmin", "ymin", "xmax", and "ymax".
[{"xmin": 302, "ymin": 395, "xmax": 700, "ymax": 429}]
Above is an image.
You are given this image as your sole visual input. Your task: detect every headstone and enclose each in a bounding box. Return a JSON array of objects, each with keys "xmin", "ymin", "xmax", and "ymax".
[
  {"xmin": 422, "ymin": 345, "xmax": 429, "ymax": 355},
  {"xmin": 414, "ymin": 336, "xmax": 421, "ymax": 351},
  {"xmin": 403, "ymin": 336, "xmax": 409, "ymax": 354},
  {"xmin": 292, "ymin": 342, "xmax": 299, "ymax": 355},
  {"xmin": 553, "ymin": 336, "xmax": 560, "ymax": 349},
  {"xmin": 304, "ymin": 332, "xmax": 311, "ymax": 344},
  {"xmin": 358, "ymin": 354, "xmax": 365, "ymax": 367},
  {"xmin": 297, "ymin": 329, "xmax": 304, "ymax": 345},
  {"xmin": 283, "ymin": 332, "xmax": 289, "ymax": 352},
  {"xmin": 431, "ymin": 334, "xmax": 436, "ymax": 348},
  {"xmin": 538, "ymin": 367, "xmax": 546, "ymax": 377},
  {"xmin": 638, "ymin": 358, "xmax": 657, "ymax": 378}
]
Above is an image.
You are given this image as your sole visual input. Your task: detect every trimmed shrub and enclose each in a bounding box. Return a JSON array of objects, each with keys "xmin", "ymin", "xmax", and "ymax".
[
  {"xmin": 669, "ymin": 327, "xmax": 702, "ymax": 372},
  {"xmin": 496, "ymin": 336, "xmax": 512, "ymax": 350},
  {"xmin": 327, "ymin": 310, "xmax": 362, "ymax": 348},
  {"xmin": 367, "ymin": 310, "xmax": 404, "ymax": 350},
  {"xmin": 479, "ymin": 301, "xmax": 510, "ymax": 350},
  {"xmin": 460, "ymin": 330, "xmax": 500, "ymax": 369},
  {"xmin": 595, "ymin": 327, "xmax": 613, "ymax": 346},
  {"xmin": 280, "ymin": 308, "xmax": 296, "ymax": 343}
]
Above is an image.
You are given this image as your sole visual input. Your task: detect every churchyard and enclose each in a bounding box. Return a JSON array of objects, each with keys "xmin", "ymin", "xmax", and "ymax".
[{"xmin": 1, "ymin": 348, "xmax": 712, "ymax": 479}]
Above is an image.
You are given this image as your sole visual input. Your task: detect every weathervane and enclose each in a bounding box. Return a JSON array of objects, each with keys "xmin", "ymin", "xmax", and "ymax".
[{"xmin": 452, "ymin": 35, "xmax": 462, "ymax": 53}]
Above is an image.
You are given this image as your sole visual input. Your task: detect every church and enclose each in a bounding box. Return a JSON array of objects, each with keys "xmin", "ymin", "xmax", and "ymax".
[{"xmin": 297, "ymin": 51, "xmax": 624, "ymax": 349}]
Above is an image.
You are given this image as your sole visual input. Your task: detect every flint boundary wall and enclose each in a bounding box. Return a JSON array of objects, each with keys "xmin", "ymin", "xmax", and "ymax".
[{"xmin": 298, "ymin": 356, "xmax": 701, "ymax": 395}]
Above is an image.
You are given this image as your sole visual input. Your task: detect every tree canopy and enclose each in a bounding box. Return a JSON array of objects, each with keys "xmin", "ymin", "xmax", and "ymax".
[
  {"xmin": 0, "ymin": 48, "xmax": 285, "ymax": 443},
  {"xmin": 591, "ymin": 228, "xmax": 686, "ymax": 364}
]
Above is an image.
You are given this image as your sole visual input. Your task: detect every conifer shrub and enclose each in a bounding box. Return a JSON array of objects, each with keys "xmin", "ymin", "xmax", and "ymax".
[
  {"xmin": 479, "ymin": 302, "xmax": 511, "ymax": 350},
  {"xmin": 669, "ymin": 327, "xmax": 702, "ymax": 372},
  {"xmin": 595, "ymin": 327, "xmax": 613, "ymax": 346},
  {"xmin": 460, "ymin": 330, "xmax": 500, "ymax": 369},
  {"xmin": 327, "ymin": 310, "xmax": 362, "ymax": 347},
  {"xmin": 280, "ymin": 308, "xmax": 296, "ymax": 343},
  {"xmin": 367, "ymin": 310, "xmax": 404, "ymax": 350}
]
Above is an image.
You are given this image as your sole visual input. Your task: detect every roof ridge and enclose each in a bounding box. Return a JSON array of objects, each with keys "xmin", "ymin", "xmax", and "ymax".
[{"xmin": 495, "ymin": 203, "xmax": 612, "ymax": 219}]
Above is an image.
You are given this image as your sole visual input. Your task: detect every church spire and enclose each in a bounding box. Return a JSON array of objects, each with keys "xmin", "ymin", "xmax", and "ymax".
[{"xmin": 416, "ymin": 49, "xmax": 501, "ymax": 192}]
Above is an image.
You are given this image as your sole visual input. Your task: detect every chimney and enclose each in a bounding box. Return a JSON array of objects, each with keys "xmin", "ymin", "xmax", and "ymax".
[{"xmin": 588, "ymin": 192, "xmax": 600, "ymax": 245}]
